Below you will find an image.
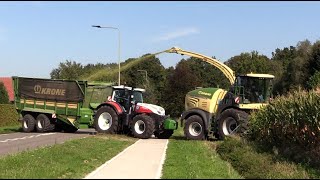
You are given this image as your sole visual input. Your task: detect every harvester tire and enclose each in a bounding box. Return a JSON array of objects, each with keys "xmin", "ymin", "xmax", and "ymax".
[
  {"xmin": 217, "ymin": 108, "xmax": 249, "ymax": 140},
  {"xmin": 184, "ymin": 115, "xmax": 205, "ymax": 140},
  {"xmin": 154, "ymin": 130, "xmax": 174, "ymax": 139},
  {"xmin": 131, "ymin": 114, "xmax": 155, "ymax": 139},
  {"xmin": 22, "ymin": 114, "xmax": 36, "ymax": 133},
  {"xmin": 36, "ymin": 114, "xmax": 55, "ymax": 133},
  {"xmin": 94, "ymin": 106, "xmax": 119, "ymax": 134}
]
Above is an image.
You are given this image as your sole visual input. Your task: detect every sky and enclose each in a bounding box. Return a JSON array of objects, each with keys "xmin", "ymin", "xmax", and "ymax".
[{"xmin": 1, "ymin": 1, "xmax": 320, "ymax": 78}]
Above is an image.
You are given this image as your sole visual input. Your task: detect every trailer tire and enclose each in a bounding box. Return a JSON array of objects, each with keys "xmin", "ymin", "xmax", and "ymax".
[
  {"xmin": 154, "ymin": 130, "xmax": 174, "ymax": 139},
  {"xmin": 217, "ymin": 109, "xmax": 249, "ymax": 140},
  {"xmin": 131, "ymin": 114, "xmax": 155, "ymax": 139},
  {"xmin": 22, "ymin": 114, "xmax": 36, "ymax": 133},
  {"xmin": 184, "ymin": 115, "xmax": 205, "ymax": 140},
  {"xmin": 94, "ymin": 106, "xmax": 119, "ymax": 134},
  {"xmin": 36, "ymin": 114, "xmax": 55, "ymax": 133}
]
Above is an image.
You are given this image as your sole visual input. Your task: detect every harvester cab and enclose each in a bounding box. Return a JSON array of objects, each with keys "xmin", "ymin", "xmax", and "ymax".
[{"xmin": 232, "ymin": 73, "xmax": 274, "ymax": 104}]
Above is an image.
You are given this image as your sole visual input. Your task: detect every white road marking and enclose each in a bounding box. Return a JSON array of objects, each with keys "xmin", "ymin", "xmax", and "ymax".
[{"xmin": 0, "ymin": 133, "xmax": 57, "ymax": 143}]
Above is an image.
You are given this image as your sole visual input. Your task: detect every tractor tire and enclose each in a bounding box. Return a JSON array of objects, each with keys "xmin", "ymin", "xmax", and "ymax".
[
  {"xmin": 130, "ymin": 114, "xmax": 155, "ymax": 139},
  {"xmin": 154, "ymin": 130, "xmax": 174, "ymax": 139},
  {"xmin": 36, "ymin": 114, "xmax": 55, "ymax": 133},
  {"xmin": 184, "ymin": 115, "xmax": 205, "ymax": 140},
  {"xmin": 217, "ymin": 108, "xmax": 249, "ymax": 140},
  {"xmin": 22, "ymin": 114, "xmax": 36, "ymax": 133},
  {"xmin": 94, "ymin": 106, "xmax": 119, "ymax": 134}
]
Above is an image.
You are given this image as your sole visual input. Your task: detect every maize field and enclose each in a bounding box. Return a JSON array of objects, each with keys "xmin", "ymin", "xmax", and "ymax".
[{"xmin": 248, "ymin": 89, "xmax": 320, "ymax": 150}]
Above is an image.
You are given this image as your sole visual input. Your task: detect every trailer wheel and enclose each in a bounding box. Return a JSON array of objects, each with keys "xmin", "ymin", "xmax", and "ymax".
[
  {"xmin": 94, "ymin": 106, "xmax": 119, "ymax": 134},
  {"xmin": 154, "ymin": 130, "xmax": 174, "ymax": 139},
  {"xmin": 130, "ymin": 114, "xmax": 155, "ymax": 139},
  {"xmin": 22, "ymin": 114, "xmax": 36, "ymax": 133},
  {"xmin": 217, "ymin": 109, "xmax": 249, "ymax": 140},
  {"xmin": 184, "ymin": 115, "xmax": 205, "ymax": 140},
  {"xmin": 36, "ymin": 114, "xmax": 55, "ymax": 133}
]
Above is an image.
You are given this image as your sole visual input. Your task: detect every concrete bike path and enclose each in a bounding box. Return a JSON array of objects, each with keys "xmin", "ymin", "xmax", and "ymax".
[{"xmin": 84, "ymin": 138, "xmax": 169, "ymax": 179}]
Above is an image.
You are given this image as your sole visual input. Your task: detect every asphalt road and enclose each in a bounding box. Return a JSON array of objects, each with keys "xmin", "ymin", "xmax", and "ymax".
[{"xmin": 0, "ymin": 129, "xmax": 97, "ymax": 157}]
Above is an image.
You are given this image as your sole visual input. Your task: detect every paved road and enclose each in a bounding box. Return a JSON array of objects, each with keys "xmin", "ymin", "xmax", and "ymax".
[
  {"xmin": 0, "ymin": 129, "xmax": 97, "ymax": 157},
  {"xmin": 84, "ymin": 138, "xmax": 169, "ymax": 179}
]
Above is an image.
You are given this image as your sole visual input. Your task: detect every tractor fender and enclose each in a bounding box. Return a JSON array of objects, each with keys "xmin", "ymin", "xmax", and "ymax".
[
  {"xmin": 96, "ymin": 101, "xmax": 124, "ymax": 115},
  {"xmin": 181, "ymin": 108, "xmax": 211, "ymax": 132}
]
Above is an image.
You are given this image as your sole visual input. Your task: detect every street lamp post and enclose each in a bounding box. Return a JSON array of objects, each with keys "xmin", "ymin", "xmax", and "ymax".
[
  {"xmin": 92, "ymin": 25, "xmax": 121, "ymax": 86},
  {"xmin": 137, "ymin": 70, "xmax": 148, "ymax": 86}
]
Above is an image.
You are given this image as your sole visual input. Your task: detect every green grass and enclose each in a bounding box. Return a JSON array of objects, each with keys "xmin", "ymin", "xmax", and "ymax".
[
  {"xmin": 0, "ymin": 125, "xmax": 21, "ymax": 134},
  {"xmin": 161, "ymin": 125, "xmax": 242, "ymax": 179},
  {"xmin": 0, "ymin": 134, "xmax": 136, "ymax": 179}
]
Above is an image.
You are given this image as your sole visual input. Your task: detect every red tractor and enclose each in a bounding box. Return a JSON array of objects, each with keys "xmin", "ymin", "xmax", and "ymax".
[{"xmin": 93, "ymin": 85, "xmax": 177, "ymax": 139}]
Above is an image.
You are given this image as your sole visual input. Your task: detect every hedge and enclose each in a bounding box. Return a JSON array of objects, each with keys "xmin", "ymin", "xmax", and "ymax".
[{"xmin": 0, "ymin": 104, "xmax": 19, "ymax": 127}]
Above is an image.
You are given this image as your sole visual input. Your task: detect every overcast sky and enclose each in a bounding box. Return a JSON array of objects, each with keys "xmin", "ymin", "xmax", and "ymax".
[{"xmin": 0, "ymin": 1, "xmax": 320, "ymax": 78}]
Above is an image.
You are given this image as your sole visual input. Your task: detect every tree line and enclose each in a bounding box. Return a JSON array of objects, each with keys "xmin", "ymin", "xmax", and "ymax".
[{"xmin": 49, "ymin": 39, "xmax": 320, "ymax": 117}]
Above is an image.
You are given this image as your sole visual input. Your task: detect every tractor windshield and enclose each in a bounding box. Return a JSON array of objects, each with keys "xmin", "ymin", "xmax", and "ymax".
[
  {"xmin": 132, "ymin": 91, "xmax": 143, "ymax": 103},
  {"xmin": 234, "ymin": 76, "xmax": 273, "ymax": 103}
]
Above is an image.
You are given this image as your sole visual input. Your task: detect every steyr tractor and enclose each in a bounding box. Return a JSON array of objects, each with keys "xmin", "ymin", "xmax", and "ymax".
[
  {"xmin": 157, "ymin": 47, "xmax": 275, "ymax": 140},
  {"xmin": 93, "ymin": 85, "xmax": 177, "ymax": 139}
]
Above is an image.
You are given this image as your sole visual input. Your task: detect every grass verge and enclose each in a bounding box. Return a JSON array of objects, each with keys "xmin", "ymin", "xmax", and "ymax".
[
  {"xmin": 216, "ymin": 136, "xmax": 320, "ymax": 179},
  {"xmin": 161, "ymin": 124, "xmax": 242, "ymax": 179},
  {"xmin": 0, "ymin": 134, "xmax": 136, "ymax": 179},
  {"xmin": 0, "ymin": 125, "xmax": 21, "ymax": 134}
]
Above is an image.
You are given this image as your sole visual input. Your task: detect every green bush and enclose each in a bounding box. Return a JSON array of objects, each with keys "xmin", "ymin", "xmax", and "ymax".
[
  {"xmin": 0, "ymin": 82, "xmax": 9, "ymax": 104},
  {"xmin": 248, "ymin": 89, "xmax": 320, "ymax": 167},
  {"xmin": 0, "ymin": 104, "xmax": 19, "ymax": 127}
]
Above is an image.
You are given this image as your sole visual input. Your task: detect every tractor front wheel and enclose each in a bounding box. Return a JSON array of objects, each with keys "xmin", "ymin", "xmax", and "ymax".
[{"xmin": 130, "ymin": 114, "xmax": 155, "ymax": 139}]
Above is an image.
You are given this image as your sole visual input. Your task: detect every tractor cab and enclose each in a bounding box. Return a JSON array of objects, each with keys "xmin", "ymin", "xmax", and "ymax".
[
  {"xmin": 110, "ymin": 86, "xmax": 145, "ymax": 111},
  {"xmin": 232, "ymin": 73, "xmax": 274, "ymax": 104}
]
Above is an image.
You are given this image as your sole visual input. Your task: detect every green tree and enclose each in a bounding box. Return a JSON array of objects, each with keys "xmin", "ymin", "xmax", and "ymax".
[
  {"xmin": 307, "ymin": 70, "xmax": 320, "ymax": 90},
  {"xmin": 161, "ymin": 60, "xmax": 201, "ymax": 117},
  {"xmin": 308, "ymin": 40, "xmax": 320, "ymax": 77},
  {"xmin": 0, "ymin": 82, "xmax": 9, "ymax": 104},
  {"xmin": 50, "ymin": 60, "xmax": 84, "ymax": 80}
]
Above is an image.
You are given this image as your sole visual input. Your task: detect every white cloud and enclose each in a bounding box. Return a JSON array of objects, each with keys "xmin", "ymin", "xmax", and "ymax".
[{"xmin": 153, "ymin": 27, "xmax": 200, "ymax": 42}]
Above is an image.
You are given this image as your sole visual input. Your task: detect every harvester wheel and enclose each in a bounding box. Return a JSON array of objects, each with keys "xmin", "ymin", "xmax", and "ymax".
[
  {"xmin": 154, "ymin": 130, "xmax": 174, "ymax": 139},
  {"xmin": 36, "ymin": 114, "xmax": 55, "ymax": 133},
  {"xmin": 184, "ymin": 115, "xmax": 205, "ymax": 140},
  {"xmin": 131, "ymin": 114, "xmax": 155, "ymax": 139},
  {"xmin": 217, "ymin": 108, "xmax": 249, "ymax": 140},
  {"xmin": 22, "ymin": 114, "xmax": 36, "ymax": 133},
  {"xmin": 94, "ymin": 106, "xmax": 119, "ymax": 134}
]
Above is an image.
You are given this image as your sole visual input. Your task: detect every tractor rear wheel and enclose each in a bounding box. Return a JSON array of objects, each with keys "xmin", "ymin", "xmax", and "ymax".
[
  {"xmin": 131, "ymin": 114, "xmax": 155, "ymax": 139},
  {"xmin": 184, "ymin": 115, "xmax": 205, "ymax": 140},
  {"xmin": 217, "ymin": 108, "xmax": 249, "ymax": 140},
  {"xmin": 94, "ymin": 106, "xmax": 119, "ymax": 134},
  {"xmin": 22, "ymin": 114, "xmax": 36, "ymax": 133}
]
